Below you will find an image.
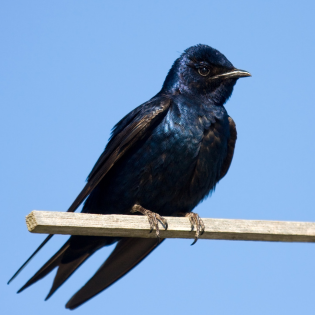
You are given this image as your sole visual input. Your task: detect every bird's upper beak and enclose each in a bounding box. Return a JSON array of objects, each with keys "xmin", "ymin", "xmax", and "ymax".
[{"xmin": 211, "ymin": 69, "xmax": 251, "ymax": 80}]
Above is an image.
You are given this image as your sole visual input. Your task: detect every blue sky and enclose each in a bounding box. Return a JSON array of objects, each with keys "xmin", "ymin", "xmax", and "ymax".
[{"xmin": 1, "ymin": 1, "xmax": 315, "ymax": 314}]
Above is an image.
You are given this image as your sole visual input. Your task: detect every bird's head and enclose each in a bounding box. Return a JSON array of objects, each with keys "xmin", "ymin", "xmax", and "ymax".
[{"xmin": 162, "ymin": 44, "xmax": 250, "ymax": 106}]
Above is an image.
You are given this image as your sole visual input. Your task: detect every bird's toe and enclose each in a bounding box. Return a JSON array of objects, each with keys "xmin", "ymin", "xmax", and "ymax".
[
  {"xmin": 131, "ymin": 204, "xmax": 168, "ymax": 239},
  {"xmin": 184, "ymin": 212, "xmax": 205, "ymax": 245}
]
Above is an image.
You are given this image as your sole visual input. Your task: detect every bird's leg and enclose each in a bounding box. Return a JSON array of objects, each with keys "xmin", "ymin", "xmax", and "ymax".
[
  {"xmin": 131, "ymin": 204, "xmax": 168, "ymax": 239},
  {"xmin": 179, "ymin": 212, "xmax": 205, "ymax": 245}
]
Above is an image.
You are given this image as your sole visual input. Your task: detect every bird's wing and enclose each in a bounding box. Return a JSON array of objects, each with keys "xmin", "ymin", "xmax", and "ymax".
[
  {"xmin": 67, "ymin": 96, "xmax": 171, "ymax": 213},
  {"xmin": 8, "ymin": 96, "xmax": 171, "ymax": 284},
  {"xmin": 219, "ymin": 116, "xmax": 237, "ymax": 180},
  {"xmin": 86, "ymin": 102, "xmax": 144, "ymax": 181},
  {"xmin": 66, "ymin": 237, "xmax": 164, "ymax": 310}
]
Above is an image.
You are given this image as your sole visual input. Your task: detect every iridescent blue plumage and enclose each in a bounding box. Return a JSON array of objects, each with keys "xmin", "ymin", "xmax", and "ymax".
[
  {"xmin": 85, "ymin": 94, "xmax": 230, "ymax": 216},
  {"xmin": 15, "ymin": 44, "xmax": 250, "ymax": 309}
]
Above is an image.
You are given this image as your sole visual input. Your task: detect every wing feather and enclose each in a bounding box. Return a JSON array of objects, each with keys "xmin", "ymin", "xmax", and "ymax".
[
  {"xmin": 219, "ymin": 116, "xmax": 237, "ymax": 180},
  {"xmin": 8, "ymin": 96, "xmax": 171, "ymax": 284},
  {"xmin": 67, "ymin": 97, "xmax": 171, "ymax": 213}
]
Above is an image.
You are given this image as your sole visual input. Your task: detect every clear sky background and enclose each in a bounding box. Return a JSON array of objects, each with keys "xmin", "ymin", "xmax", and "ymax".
[{"xmin": 1, "ymin": 1, "xmax": 315, "ymax": 314}]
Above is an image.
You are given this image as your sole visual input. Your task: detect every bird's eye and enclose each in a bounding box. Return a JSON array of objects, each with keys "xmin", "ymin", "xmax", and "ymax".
[{"xmin": 198, "ymin": 67, "xmax": 210, "ymax": 76}]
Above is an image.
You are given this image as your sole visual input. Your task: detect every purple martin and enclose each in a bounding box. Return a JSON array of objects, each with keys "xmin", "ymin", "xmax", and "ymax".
[{"xmin": 9, "ymin": 44, "xmax": 250, "ymax": 309}]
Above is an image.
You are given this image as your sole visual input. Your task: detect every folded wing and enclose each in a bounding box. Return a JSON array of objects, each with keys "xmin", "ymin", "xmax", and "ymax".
[{"xmin": 9, "ymin": 96, "xmax": 171, "ymax": 285}]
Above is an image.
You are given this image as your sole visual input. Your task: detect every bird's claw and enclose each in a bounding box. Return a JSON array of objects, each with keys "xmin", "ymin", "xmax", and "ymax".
[
  {"xmin": 185, "ymin": 213, "xmax": 205, "ymax": 245},
  {"xmin": 131, "ymin": 204, "xmax": 168, "ymax": 240}
]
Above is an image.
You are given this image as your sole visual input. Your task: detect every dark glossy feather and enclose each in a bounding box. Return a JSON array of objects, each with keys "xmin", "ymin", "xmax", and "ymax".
[
  {"xmin": 68, "ymin": 97, "xmax": 171, "ymax": 213},
  {"xmin": 17, "ymin": 241, "xmax": 71, "ymax": 293},
  {"xmin": 219, "ymin": 117, "xmax": 237, "ymax": 180},
  {"xmin": 9, "ymin": 97, "xmax": 171, "ymax": 283},
  {"xmin": 66, "ymin": 238, "xmax": 163, "ymax": 310},
  {"xmin": 12, "ymin": 44, "xmax": 250, "ymax": 308}
]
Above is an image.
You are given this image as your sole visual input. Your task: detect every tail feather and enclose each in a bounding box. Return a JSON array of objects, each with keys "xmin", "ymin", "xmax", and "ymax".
[
  {"xmin": 8, "ymin": 234, "xmax": 54, "ymax": 285},
  {"xmin": 17, "ymin": 241, "xmax": 70, "ymax": 293},
  {"xmin": 18, "ymin": 236, "xmax": 105, "ymax": 297},
  {"xmin": 45, "ymin": 252, "xmax": 91, "ymax": 300},
  {"xmin": 66, "ymin": 237, "xmax": 164, "ymax": 310}
]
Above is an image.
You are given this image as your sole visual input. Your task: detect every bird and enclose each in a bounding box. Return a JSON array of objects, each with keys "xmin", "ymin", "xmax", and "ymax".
[{"xmin": 9, "ymin": 44, "xmax": 250, "ymax": 309}]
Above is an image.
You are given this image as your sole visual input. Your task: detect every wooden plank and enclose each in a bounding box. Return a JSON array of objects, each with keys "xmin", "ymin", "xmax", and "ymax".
[{"xmin": 26, "ymin": 210, "xmax": 315, "ymax": 242}]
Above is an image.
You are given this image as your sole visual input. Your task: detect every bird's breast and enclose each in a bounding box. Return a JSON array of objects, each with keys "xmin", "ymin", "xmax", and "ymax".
[
  {"xmin": 134, "ymin": 102, "xmax": 230, "ymax": 214},
  {"xmin": 89, "ymin": 102, "xmax": 231, "ymax": 216}
]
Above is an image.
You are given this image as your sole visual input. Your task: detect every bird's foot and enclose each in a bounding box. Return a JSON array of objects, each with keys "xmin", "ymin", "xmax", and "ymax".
[
  {"xmin": 185, "ymin": 213, "xmax": 205, "ymax": 245},
  {"xmin": 131, "ymin": 204, "xmax": 168, "ymax": 240}
]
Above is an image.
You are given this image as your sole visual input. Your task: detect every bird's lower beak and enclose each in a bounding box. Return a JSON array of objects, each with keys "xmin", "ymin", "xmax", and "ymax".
[{"xmin": 211, "ymin": 69, "xmax": 251, "ymax": 80}]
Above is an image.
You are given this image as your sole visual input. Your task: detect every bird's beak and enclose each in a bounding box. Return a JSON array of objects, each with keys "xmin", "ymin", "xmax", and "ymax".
[{"xmin": 211, "ymin": 69, "xmax": 251, "ymax": 80}]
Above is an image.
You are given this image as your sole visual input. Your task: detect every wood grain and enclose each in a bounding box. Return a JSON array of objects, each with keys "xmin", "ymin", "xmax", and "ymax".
[{"xmin": 26, "ymin": 210, "xmax": 315, "ymax": 242}]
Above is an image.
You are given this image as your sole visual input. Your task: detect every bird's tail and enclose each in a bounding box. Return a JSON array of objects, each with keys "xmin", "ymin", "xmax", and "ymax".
[
  {"xmin": 8, "ymin": 234, "xmax": 54, "ymax": 285},
  {"xmin": 16, "ymin": 236, "xmax": 162, "ymax": 308},
  {"xmin": 66, "ymin": 237, "xmax": 164, "ymax": 310},
  {"xmin": 17, "ymin": 236, "xmax": 110, "ymax": 299}
]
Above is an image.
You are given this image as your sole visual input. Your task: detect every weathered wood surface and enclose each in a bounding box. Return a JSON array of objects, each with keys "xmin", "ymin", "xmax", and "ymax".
[{"xmin": 25, "ymin": 211, "xmax": 315, "ymax": 242}]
